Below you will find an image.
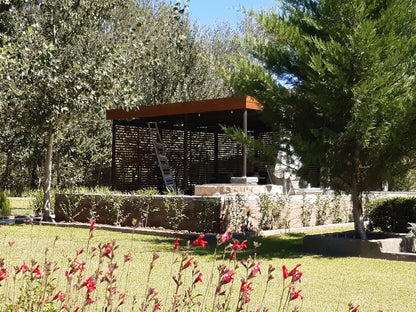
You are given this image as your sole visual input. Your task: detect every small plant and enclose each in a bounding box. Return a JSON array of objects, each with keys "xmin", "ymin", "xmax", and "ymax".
[
  {"xmin": 257, "ymin": 193, "xmax": 281, "ymax": 230},
  {"xmin": 276, "ymin": 195, "xmax": 291, "ymax": 229},
  {"xmin": 103, "ymin": 196, "xmax": 130, "ymax": 227},
  {"xmin": 136, "ymin": 189, "xmax": 159, "ymax": 227},
  {"xmin": 300, "ymin": 194, "xmax": 313, "ymax": 227},
  {"xmin": 329, "ymin": 193, "xmax": 344, "ymax": 224},
  {"xmin": 315, "ymin": 194, "xmax": 330, "ymax": 226},
  {"xmin": 0, "ymin": 191, "xmax": 11, "ymax": 217},
  {"xmin": 30, "ymin": 189, "xmax": 45, "ymax": 216},
  {"xmin": 226, "ymin": 193, "xmax": 253, "ymax": 232},
  {"xmin": 196, "ymin": 198, "xmax": 220, "ymax": 233},
  {"xmin": 164, "ymin": 191, "xmax": 188, "ymax": 230},
  {"xmin": 58, "ymin": 194, "xmax": 88, "ymax": 222}
]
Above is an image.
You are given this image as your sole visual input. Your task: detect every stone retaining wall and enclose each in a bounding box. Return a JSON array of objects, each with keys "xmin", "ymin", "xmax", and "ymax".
[{"xmin": 55, "ymin": 191, "xmax": 416, "ymax": 233}]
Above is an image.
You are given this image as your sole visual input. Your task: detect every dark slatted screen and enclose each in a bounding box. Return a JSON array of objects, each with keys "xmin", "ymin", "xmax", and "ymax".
[{"xmin": 113, "ymin": 122, "xmax": 271, "ymax": 191}]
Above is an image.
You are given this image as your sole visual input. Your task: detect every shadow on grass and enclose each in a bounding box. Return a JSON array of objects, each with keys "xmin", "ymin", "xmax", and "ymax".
[{"xmin": 133, "ymin": 232, "xmax": 312, "ymax": 260}]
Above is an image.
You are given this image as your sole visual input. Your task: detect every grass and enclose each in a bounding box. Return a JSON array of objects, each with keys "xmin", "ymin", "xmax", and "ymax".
[
  {"xmin": 0, "ymin": 224, "xmax": 415, "ymax": 311},
  {"xmin": 8, "ymin": 197, "xmax": 34, "ymax": 216}
]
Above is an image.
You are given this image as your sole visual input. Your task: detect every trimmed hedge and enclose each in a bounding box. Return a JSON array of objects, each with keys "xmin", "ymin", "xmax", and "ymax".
[{"xmin": 368, "ymin": 197, "xmax": 416, "ymax": 233}]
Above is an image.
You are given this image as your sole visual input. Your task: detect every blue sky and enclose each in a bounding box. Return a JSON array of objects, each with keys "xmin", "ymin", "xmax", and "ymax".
[{"xmin": 169, "ymin": 0, "xmax": 278, "ymax": 28}]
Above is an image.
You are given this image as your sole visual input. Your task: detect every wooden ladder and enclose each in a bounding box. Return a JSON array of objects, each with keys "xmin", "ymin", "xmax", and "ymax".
[{"xmin": 147, "ymin": 122, "xmax": 175, "ymax": 190}]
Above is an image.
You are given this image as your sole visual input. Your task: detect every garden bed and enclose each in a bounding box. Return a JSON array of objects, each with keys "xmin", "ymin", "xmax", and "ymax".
[{"xmin": 303, "ymin": 230, "xmax": 416, "ymax": 262}]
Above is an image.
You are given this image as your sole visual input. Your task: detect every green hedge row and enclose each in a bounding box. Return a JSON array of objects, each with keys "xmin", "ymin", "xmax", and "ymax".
[{"xmin": 368, "ymin": 197, "xmax": 416, "ymax": 233}]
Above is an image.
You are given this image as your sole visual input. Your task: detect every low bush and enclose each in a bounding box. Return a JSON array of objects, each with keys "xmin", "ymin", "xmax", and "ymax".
[
  {"xmin": 367, "ymin": 197, "xmax": 416, "ymax": 233},
  {"xmin": 0, "ymin": 191, "xmax": 11, "ymax": 216}
]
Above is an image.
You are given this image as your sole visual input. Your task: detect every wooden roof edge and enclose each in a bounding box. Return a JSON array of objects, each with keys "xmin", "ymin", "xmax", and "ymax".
[{"xmin": 106, "ymin": 96, "xmax": 263, "ymax": 120}]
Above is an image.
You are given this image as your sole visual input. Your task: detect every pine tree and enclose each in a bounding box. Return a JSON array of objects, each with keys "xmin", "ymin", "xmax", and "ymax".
[{"xmin": 228, "ymin": 0, "xmax": 416, "ymax": 239}]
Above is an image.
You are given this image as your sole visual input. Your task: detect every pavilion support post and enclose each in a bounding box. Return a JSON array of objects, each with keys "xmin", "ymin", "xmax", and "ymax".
[
  {"xmin": 243, "ymin": 109, "xmax": 248, "ymax": 177},
  {"xmin": 111, "ymin": 121, "xmax": 116, "ymax": 189},
  {"xmin": 183, "ymin": 114, "xmax": 189, "ymax": 189},
  {"xmin": 214, "ymin": 132, "xmax": 219, "ymax": 180}
]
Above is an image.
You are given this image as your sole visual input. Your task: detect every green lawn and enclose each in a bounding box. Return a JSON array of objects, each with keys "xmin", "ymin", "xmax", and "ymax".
[
  {"xmin": 8, "ymin": 197, "xmax": 34, "ymax": 216},
  {"xmin": 0, "ymin": 224, "xmax": 414, "ymax": 311}
]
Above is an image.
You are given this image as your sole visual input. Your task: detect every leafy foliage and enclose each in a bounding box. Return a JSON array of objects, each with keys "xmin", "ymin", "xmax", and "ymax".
[
  {"xmin": 0, "ymin": 190, "xmax": 10, "ymax": 216},
  {"xmin": 368, "ymin": 197, "xmax": 416, "ymax": 233},
  {"xmin": 0, "ymin": 0, "xmax": 234, "ymax": 195},
  {"xmin": 228, "ymin": 0, "xmax": 416, "ymax": 238}
]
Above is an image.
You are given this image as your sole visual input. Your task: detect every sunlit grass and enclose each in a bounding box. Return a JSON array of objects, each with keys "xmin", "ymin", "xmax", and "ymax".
[
  {"xmin": 0, "ymin": 224, "xmax": 415, "ymax": 311},
  {"xmin": 8, "ymin": 197, "xmax": 34, "ymax": 216}
]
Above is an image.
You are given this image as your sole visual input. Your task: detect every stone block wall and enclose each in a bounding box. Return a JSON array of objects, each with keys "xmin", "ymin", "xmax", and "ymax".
[
  {"xmin": 55, "ymin": 194, "xmax": 223, "ymax": 233},
  {"xmin": 54, "ymin": 191, "xmax": 416, "ymax": 233}
]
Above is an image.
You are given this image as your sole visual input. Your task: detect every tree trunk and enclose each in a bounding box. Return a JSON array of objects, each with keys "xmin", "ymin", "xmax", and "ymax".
[
  {"xmin": 351, "ymin": 191, "xmax": 367, "ymax": 240},
  {"xmin": 43, "ymin": 131, "xmax": 54, "ymax": 221}
]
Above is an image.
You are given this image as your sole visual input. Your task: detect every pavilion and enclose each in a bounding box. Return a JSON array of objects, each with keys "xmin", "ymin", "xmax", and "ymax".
[{"xmin": 106, "ymin": 96, "xmax": 272, "ymax": 191}]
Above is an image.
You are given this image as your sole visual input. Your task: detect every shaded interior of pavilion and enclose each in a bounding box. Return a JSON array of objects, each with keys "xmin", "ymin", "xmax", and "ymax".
[{"xmin": 106, "ymin": 96, "xmax": 275, "ymax": 192}]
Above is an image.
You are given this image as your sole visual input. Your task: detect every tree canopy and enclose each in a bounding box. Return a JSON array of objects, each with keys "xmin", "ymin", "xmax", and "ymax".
[
  {"xmin": 0, "ymin": 0, "xmax": 234, "ymax": 204},
  {"xmin": 228, "ymin": 0, "xmax": 416, "ymax": 239}
]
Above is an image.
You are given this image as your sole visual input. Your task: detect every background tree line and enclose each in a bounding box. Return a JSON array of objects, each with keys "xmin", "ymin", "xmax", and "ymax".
[{"xmin": 0, "ymin": 0, "xmax": 239, "ymax": 199}]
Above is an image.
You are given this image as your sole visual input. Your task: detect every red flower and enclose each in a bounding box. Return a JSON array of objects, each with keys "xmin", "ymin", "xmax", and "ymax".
[
  {"xmin": 154, "ymin": 301, "xmax": 162, "ymax": 311},
  {"xmin": 221, "ymin": 269, "xmax": 236, "ymax": 284},
  {"xmin": 53, "ymin": 290, "xmax": 65, "ymax": 301},
  {"xmin": 102, "ymin": 242, "xmax": 114, "ymax": 258},
  {"xmin": 82, "ymin": 276, "xmax": 97, "ymax": 292},
  {"xmin": 184, "ymin": 257, "xmax": 194, "ymax": 269},
  {"xmin": 193, "ymin": 234, "xmax": 208, "ymax": 248},
  {"xmin": 174, "ymin": 238, "xmax": 179, "ymax": 250},
  {"xmin": 69, "ymin": 258, "xmax": 85, "ymax": 274},
  {"xmin": 233, "ymin": 239, "xmax": 248, "ymax": 251},
  {"xmin": 124, "ymin": 253, "xmax": 132, "ymax": 262},
  {"xmin": 288, "ymin": 264, "xmax": 301, "ymax": 276},
  {"xmin": 352, "ymin": 305, "xmax": 360, "ymax": 312},
  {"xmin": 230, "ymin": 249, "xmax": 236, "ymax": 259},
  {"xmin": 33, "ymin": 265, "xmax": 42, "ymax": 278},
  {"xmin": 282, "ymin": 265, "xmax": 289, "ymax": 279},
  {"xmin": 86, "ymin": 296, "xmax": 94, "ymax": 304},
  {"xmin": 292, "ymin": 271, "xmax": 303, "ymax": 284},
  {"xmin": 220, "ymin": 229, "xmax": 231, "ymax": 244},
  {"xmin": 0, "ymin": 268, "xmax": 8, "ymax": 281},
  {"xmin": 194, "ymin": 272, "xmax": 203, "ymax": 283},
  {"xmin": 18, "ymin": 261, "xmax": 28, "ymax": 273},
  {"xmin": 90, "ymin": 220, "xmax": 96, "ymax": 232},
  {"xmin": 251, "ymin": 260, "xmax": 263, "ymax": 277},
  {"xmin": 73, "ymin": 307, "xmax": 80, "ymax": 312},
  {"xmin": 289, "ymin": 287, "xmax": 303, "ymax": 301},
  {"xmin": 241, "ymin": 280, "xmax": 253, "ymax": 291}
]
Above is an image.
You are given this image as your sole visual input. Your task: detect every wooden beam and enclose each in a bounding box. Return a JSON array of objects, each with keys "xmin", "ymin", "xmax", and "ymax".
[{"xmin": 106, "ymin": 96, "xmax": 262, "ymax": 120}]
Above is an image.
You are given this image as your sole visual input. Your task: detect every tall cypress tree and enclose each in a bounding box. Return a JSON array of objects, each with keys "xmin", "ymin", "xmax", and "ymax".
[{"xmin": 228, "ymin": 0, "xmax": 416, "ymax": 239}]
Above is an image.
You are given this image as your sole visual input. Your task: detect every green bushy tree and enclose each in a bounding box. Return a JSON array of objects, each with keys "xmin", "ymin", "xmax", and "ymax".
[
  {"xmin": 228, "ymin": 0, "xmax": 416, "ymax": 239},
  {"xmin": 0, "ymin": 0, "xmax": 234, "ymax": 200}
]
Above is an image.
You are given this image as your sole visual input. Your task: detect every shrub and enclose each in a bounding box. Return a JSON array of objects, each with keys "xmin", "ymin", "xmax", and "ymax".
[
  {"xmin": 367, "ymin": 197, "xmax": 416, "ymax": 233},
  {"xmin": 164, "ymin": 191, "xmax": 188, "ymax": 230},
  {"xmin": 257, "ymin": 193, "xmax": 281, "ymax": 230},
  {"xmin": 196, "ymin": 198, "xmax": 221, "ymax": 233},
  {"xmin": 315, "ymin": 194, "xmax": 330, "ymax": 226},
  {"xmin": 29, "ymin": 189, "xmax": 56, "ymax": 216},
  {"xmin": 0, "ymin": 191, "xmax": 11, "ymax": 216}
]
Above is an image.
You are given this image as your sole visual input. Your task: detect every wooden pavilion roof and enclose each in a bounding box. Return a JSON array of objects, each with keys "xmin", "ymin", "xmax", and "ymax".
[
  {"xmin": 106, "ymin": 96, "xmax": 262, "ymax": 119},
  {"xmin": 106, "ymin": 96, "xmax": 269, "ymax": 133}
]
